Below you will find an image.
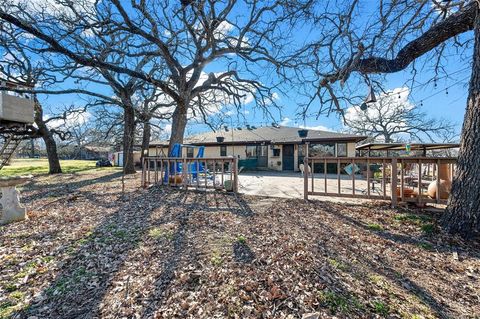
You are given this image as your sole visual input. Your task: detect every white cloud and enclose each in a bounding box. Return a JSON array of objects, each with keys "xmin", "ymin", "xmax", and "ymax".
[
  {"xmin": 344, "ymin": 87, "xmax": 414, "ymax": 141},
  {"xmin": 163, "ymin": 123, "xmax": 172, "ymax": 134},
  {"xmin": 10, "ymin": 0, "xmax": 95, "ymax": 16},
  {"xmin": 9, "ymin": 0, "xmax": 96, "ymax": 37},
  {"xmin": 47, "ymin": 110, "xmax": 91, "ymax": 129},
  {"xmin": 213, "ymin": 21, "xmax": 234, "ymax": 40},
  {"xmin": 345, "ymin": 87, "xmax": 413, "ymax": 124},
  {"xmin": 299, "ymin": 124, "xmax": 332, "ymax": 132},
  {"xmin": 242, "ymin": 93, "xmax": 255, "ymax": 104},
  {"xmin": 280, "ymin": 117, "xmax": 291, "ymax": 126}
]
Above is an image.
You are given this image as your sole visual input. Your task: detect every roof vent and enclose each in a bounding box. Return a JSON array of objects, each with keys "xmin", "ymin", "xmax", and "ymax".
[{"xmin": 271, "ymin": 122, "xmax": 280, "ymax": 128}]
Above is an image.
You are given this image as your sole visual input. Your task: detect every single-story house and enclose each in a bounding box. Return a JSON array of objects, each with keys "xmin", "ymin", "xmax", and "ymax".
[
  {"xmin": 78, "ymin": 145, "xmax": 111, "ymax": 160},
  {"xmin": 148, "ymin": 126, "xmax": 366, "ymax": 172},
  {"xmin": 111, "ymin": 151, "xmax": 142, "ymax": 167}
]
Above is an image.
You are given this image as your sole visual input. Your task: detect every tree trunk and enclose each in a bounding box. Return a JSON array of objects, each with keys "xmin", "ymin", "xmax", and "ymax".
[
  {"xmin": 168, "ymin": 103, "xmax": 188, "ymax": 153},
  {"xmin": 123, "ymin": 105, "xmax": 136, "ymax": 174},
  {"xmin": 34, "ymin": 99, "xmax": 62, "ymax": 174},
  {"xmin": 442, "ymin": 8, "xmax": 480, "ymax": 237},
  {"xmin": 141, "ymin": 120, "xmax": 151, "ymax": 162}
]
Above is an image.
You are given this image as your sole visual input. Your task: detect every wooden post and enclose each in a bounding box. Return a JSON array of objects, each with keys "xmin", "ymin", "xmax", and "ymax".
[
  {"xmin": 196, "ymin": 160, "xmax": 200, "ymax": 189},
  {"xmin": 352, "ymin": 159, "xmax": 356, "ymax": 195},
  {"xmin": 154, "ymin": 158, "xmax": 158, "ymax": 183},
  {"xmin": 391, "ymin": 158, "xmax": 398, "ymax": 207},
  {"xmin": 324, "ymin": 158, "xmax": 327, "ymax": 193},
  {"xmin": 221, "ymin": 159, "xmax": 224, "ymax": 190},
  {"xmin": 141, "ymin": 157, "xmax": 145, "ymax": 188},
  {"xmin": 167, "ymin": 160, "xmax": 170, "ymax": 186},
  {"xmin": 183, "ymin": 158, "xmax": 188, "ymax": 190},
  {"xmin": 147, "ymin": 158, "xmax": 151, "ymax": 186},
  {"xmin": 382, "ymin": 159, "xmax": 386, "ymax": 199},
  {"xmin": 436, "ymin": 159, "xmax": 441, "ymax": 203},
  {"xmin": 233, "ymin": 157, "xmax": 239, "ymax": 193},
  {"xmin": 212, "ymin": 160, "xmax": 216, "ymax": 189},
  {"xmin": 418, "ymin": 159, "xmax": 422, "ymax": 204},
  {"xmin": 304, "ymin": 157, "xmax": 308, "ymax": 200},
  {"xmin": 311, "ymin": 159, "xmax": 314, "ymax": 193},
  {"xmin": 337, "ymin": 159, "xmax": 341, "ymax": 194},
  {"xmin": 366, "ymin": 158, "xmax": 370, "ymax": 198},
  {"xmin": 204, "ymin": 159, "xmax": 208, "ymax": 191},
  {"xmin": 400, "ymin": 159, "xmax": 405, "ymax": 202},
  {"xmin": 160, "ymin": 159, "xmax": 164, "ymax": 185}
]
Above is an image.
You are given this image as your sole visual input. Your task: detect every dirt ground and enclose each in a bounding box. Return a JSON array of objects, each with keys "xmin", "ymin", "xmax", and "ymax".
[{"xmin": 0, "ymin": 169, "xmax": 479, "ymax": 318}]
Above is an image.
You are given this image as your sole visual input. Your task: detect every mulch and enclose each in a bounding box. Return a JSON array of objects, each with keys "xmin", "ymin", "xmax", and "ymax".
[{"xmin": 0, "ymin": 169, "xmax": 479, "ymax": 318}]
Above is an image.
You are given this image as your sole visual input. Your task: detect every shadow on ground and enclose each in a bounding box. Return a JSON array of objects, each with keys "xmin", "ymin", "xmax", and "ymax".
[
  {"xmin": 21, "ymin": 171, "xmax": 124, "ymax": 203},
  {"xmin": 16, "ymin": 187, "xmax": 254, "ymax": 318}
]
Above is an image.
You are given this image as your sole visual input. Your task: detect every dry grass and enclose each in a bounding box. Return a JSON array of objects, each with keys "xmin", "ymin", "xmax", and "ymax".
[
  {"xmin": 0, "ymin": 159, "xmax": 118, "ymax": 177},
  {"xmin": 0, "ymin": 170, "xmax": 479, "ymax": 318}
]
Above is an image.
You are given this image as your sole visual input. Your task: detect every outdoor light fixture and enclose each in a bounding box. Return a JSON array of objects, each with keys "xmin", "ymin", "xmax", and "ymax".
[
  {"xmin": 365, "ymin": 85, "xmax": 377, "ymax": 103},
  {"xmin": 359, "ymin": 84, "xmax": 376, "ymax": 112}
]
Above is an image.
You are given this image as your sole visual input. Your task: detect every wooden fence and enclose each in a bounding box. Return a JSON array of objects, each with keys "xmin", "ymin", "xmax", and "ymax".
[
  {"xmin": 303, "ymin": 157, "xmax": 457, "ymax": 206},
  {"xmin": 141, "ymin": 156, "xmax": 238, "ymax": 192}
]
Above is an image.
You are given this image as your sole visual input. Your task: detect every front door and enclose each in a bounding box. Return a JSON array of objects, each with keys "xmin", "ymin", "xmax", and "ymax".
[
  {"xmin": 257, "ymin": 145, "xmax": 268, "ymax": 168},
  {"xmin": 282, "ymin": 144, "xmax": 294, "ymax": 171}
]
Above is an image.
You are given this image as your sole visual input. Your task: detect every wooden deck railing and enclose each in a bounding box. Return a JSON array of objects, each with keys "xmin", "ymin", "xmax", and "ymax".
[
  {"xmin": 141, "ymin": 156, "xmax": 238, "ymax": 193},
  {"xmin": 304, "ymin": 156, "xmax": 457, "ymax": 206}
]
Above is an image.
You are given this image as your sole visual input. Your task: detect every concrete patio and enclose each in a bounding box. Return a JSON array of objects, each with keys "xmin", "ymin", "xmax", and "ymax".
[{"xmin": 238, "ymin": 171, "xmax": 390, "ymax": 203}]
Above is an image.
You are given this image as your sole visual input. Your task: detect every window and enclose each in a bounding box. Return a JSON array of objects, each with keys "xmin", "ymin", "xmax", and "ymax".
[
  {"xmin": 309, "ymin": 143, "xmax": 335, "ymax": 157},
  {"xmin": 220, "ymin": 145, "xmax": 227, "ymax": 157},
  {"xmin": 258, "ymin": 145, "xmax": 267, "ymax": 157},
  {"xmin": 272, "ymin": 148, "xmax": 281, "ymax": 157},
  {"xmin": 246, "ymin": 145, "xmax": 257, "ymax": 158},
  {"xmin": 186, "ymin": 147, "xmax": 194, "ymax": 158},
  {"xmin": 336, "ymin": 143, "xmax": 347, "ymax": 157}
]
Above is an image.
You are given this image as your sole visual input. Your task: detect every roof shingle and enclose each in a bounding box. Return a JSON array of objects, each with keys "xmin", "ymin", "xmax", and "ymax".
[{"xmin": 151, "ymin": 126, "xmax": 366, "ymax": 146}]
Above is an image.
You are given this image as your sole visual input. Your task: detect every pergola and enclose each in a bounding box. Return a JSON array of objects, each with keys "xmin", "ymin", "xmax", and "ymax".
[{"xmin": 356, "ymin": 143, "xmax": 459, "ymax": 157}]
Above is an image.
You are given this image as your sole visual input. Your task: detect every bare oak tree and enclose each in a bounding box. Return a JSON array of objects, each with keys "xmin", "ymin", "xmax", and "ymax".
[
  {"xmin": 0, "ymin": 25, "xmax": 64, "ymax": 173},
  {"xmin": 295, "ymin": 0, "xmax": 479, "ymax": 237},
  {"xmin": 0, "ymin": 0, "xmax": 303, "ymax": 152},
  {"xmin": 344, "ymin": 89, "xmax": 455, "ymax": 143}
]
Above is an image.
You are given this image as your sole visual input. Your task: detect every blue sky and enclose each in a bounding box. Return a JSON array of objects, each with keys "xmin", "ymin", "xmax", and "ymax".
[
  {"xmin": 182, "ymin": 61, "xmax": 471, "ymax": 139},
  {"xmin": 32, "ymin": 1, "xmax": 473, "ymax": 142}
]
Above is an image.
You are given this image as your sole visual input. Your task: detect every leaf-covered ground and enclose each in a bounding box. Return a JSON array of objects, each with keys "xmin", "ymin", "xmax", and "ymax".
[{"xmin": 1, "ymin": 170, "xmax": 479, "ymax": 318}]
